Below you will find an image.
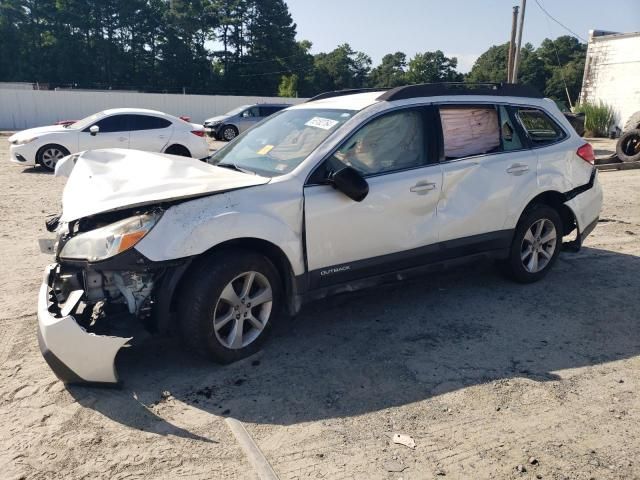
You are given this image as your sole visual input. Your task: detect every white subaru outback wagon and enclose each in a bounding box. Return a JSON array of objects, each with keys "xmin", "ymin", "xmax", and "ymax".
[{"xmin": 37, "ymin": 83, "xmax": 602, "ymax": 385}]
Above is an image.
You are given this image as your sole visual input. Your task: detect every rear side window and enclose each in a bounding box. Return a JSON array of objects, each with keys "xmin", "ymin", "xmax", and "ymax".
[
  {"xmin": 439, "ymin": 106, "xmax": 500, "ymax": 159},
  {"xmin": 516, "ymin": 108, "xmax": 566, "ymax": 146},
  {"xmin": 130, "ymin": 115, "xmax": 172, "ymax": 130},
  {"xmin": 259, "ymin": 106, "xmax": 284, "ymax": 116}
]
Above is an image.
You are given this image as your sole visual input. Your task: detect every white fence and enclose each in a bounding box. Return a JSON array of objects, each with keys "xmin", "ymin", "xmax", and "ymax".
[{"xmin": 0, "ymin": 89, "xmax": 306, "ymax": 130}]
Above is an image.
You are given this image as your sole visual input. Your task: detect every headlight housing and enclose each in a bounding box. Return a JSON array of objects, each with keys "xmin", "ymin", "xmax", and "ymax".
[
  {"xmin": 59, "ymin": 212, "xmax": 160, "ymax": 261},
  {"xmin": 12, "ymin": 136, "xmax": 39, "ymax": 145}
]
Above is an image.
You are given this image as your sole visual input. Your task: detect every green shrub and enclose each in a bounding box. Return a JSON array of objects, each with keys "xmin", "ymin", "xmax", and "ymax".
[{"xmin": 573, "ymin": 102, "xmax": 615, "ymax": 137}]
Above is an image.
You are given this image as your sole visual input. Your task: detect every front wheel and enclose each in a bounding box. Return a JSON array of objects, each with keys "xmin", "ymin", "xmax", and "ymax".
[
  {"xmin": 503, "ymin": 205, "xmax": 563, "ymax": 283},
  {"xmin": 178, "ymin": 250, "xmax": 281, "ymax": 363},
  {"xmin": 221, "ymin": 125, "xmax": 238, "ymax": 141},
  {"xmin": 36, "ymin": 144, "xmax": 69, "ymax": 171}
]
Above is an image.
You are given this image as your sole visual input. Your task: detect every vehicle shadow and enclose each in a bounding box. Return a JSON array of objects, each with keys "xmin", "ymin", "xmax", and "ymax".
[
  {"xmin": 68, "ymin": 246, "xmax": 640, "ymax": 439},
  {"xmin": 20, "ymin": 166, "xmax": 51, "ymax": 174}
]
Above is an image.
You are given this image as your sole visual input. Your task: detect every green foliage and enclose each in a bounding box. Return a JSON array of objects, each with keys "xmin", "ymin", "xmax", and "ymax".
[
  {"xmin": 406, "ymin": 50, "xmax": 463, "ymax": 84},
  {"xmin": 278, "ymin": 73, "xmax": 298, "ymax": 97},
  {"xmin": 369, "ymin": 52, "xmax": 407, "ymax": 88},
  {"xmin": 0, "ymin": 0, "xmax": 587, "ymax": 100},
  {"xmin": 466, "ymin": 43, "xmax": 510, "ymax": 83},
  {"xmin": 573, "ymin": 102, "xmax": 615, "ymax": 137},
  {"xmin": 465, "ymin": 36, "xmax": 586, "ymax": 105}
]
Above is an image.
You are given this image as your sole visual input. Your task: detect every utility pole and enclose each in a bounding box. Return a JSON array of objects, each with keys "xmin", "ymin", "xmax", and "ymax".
[
  {"xmin": 511, "ymin": 0, "xmax": 527, "ymax": 83},
  {"xmin": 507, "ymin": 5, "xmax": 519, "ymax": 83}
]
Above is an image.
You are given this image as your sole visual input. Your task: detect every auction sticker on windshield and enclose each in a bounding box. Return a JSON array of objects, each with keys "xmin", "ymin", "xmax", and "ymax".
[{"xmin": 305, "ymin": 117, "xmax": 339, "ymax": 130}]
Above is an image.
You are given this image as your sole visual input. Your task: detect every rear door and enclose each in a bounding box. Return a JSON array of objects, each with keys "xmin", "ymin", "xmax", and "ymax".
[
  {"xmin": 128, "ymin": 114, "xmax": 174, "ymax": 152},
  {"xmin": 303, "ymin": 106, "xmax": 443, "ymax": 289},
  {"xmin": 436, "ymin": 103, "xmax": 537, "ymax": 246},
  {"xmin": 79, "ymin": 114, "xmax": 130, "ymax": 150}
]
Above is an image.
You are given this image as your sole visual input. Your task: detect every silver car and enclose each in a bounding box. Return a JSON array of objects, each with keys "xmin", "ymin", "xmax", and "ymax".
[{"xmin": 203, "ymin": 103, "xmax": 291, "ymax": 141}]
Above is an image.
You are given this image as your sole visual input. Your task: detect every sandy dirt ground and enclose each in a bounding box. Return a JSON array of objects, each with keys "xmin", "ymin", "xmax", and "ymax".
[{"xmin": 0, "ymin": 134, "xmax": 639, "ymax": 480}]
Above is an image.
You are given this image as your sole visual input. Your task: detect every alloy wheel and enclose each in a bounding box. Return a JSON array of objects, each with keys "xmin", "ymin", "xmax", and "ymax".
[
  {"xmin": 520, "ymin": 218, "xmax": 557, "ymax": 273},
  {"xmin": 41, "ymin": 147, "xmax": 65, "ymax": 169},
  {"xmin": 213, "ymin": 271, "xmax": 273, "ymax": 349},
  {"xmin": 223, "ymin": 127, "xmax": 237, "ymax": 141}
]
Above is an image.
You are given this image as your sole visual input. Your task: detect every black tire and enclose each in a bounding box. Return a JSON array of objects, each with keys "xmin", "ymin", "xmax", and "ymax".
[
  {"xmin": 623, "ymin": 111, "xmax": 640, "ymax": 133},
  {"xmin": 220, "ymin": 125, "xmax": 238, "ymax": 142},
  {"xmin": 165, "ymin": 144, "xmax": 191, "ymax": 157},
  {"xmin": 36, "ymin": 144, "xmax": 69, "ymax": 171},
  {"xmin": 616, "ymin": 129, "xmax": 640, "ymax": 163},
  {"xmin": 178, "ymin": 249, "xmax": 282, "ymax": 363},
  {"xmin": 503, "ymin": 205, "xmax": 563, "ymax": 283}
]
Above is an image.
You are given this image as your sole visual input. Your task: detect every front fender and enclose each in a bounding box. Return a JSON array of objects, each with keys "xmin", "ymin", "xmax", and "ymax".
[{"xmin": 135, "ymin": 186, "xmax": 305, "ymax": 276}]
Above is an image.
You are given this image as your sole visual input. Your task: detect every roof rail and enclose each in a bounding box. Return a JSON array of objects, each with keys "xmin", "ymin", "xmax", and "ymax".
[
  {"xmin": 377, "ymin": 82, "xmax": 543, "ymax": 101},
  {"xmin": 307, "ymin": 88, "xmax": 389, "ymax": 102}
]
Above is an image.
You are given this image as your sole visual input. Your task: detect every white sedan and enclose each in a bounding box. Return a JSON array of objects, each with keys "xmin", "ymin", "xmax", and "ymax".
[{"xmin": 8, "ymin": 108, "xmax": 209, "ymax": 171}]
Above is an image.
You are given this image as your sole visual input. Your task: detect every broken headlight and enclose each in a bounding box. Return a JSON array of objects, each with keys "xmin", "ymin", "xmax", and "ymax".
[{"xmin": 59, "ymin": 212, "xmax": 160, "ymax": 261}]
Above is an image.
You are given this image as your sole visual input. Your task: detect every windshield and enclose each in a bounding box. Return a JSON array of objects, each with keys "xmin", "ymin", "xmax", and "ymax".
[
  {"xmin": 71, "ymin": 112, "xmax": 106, "ymax": 130},
  {"xmin": 212, "ymin": 108, "xmax": 356, "ymax": 176},
  {"xmin": 224, "ymin": 105, "xmax": 252, "ymax": 116}
]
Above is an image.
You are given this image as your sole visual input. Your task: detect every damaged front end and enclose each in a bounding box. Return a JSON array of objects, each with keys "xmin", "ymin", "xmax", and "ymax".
[{"xmin": 38, "ymin": 207, "xmax": 188, "ymax": 386}]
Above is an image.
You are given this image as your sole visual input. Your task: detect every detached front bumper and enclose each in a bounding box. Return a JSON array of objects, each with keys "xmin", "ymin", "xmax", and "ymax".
[{"xmin": 37, "ymin": 264, "xmax": 131, "ymax": 385}]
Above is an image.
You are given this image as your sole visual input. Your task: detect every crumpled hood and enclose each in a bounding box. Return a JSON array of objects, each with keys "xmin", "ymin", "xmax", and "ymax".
[
  {"xmin": 9, "ymin": 125, "xmax": 67, "ymax": 142},
  {"xmin": 58, "ymin": 149, "xmax": 269, "ymax": 222}
]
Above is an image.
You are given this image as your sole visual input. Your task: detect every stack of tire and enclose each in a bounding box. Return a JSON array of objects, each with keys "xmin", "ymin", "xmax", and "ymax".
[{"xmin": 617, "ymin": 112, "xmax": 640, "ymax": 163}]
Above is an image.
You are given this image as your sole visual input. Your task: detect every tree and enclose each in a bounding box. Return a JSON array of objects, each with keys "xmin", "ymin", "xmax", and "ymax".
[
  {"xmin": 278, "ymin": 73, "xmax": 298, "ymax": 97},
  {"xmin": 466, "ymin": 43, "xmax": 510, "ymax": 83},
  {"xmin": 537, "ymin": 36, "xmax": 586, "ymax": 104},
  {"xmin": 369, "ymin": 52, "xmax": 407, "ymax": 87},
  {"xmin": 406, "ymin": 50, "xmax": 463, "ymax": 84},
  {"xmin": 310, "ymin": 43, "xmax": 372, "ymax": 92},
  {"xmin": 466, "ymin": 37, "xmax": 587, "ymax": 105}
]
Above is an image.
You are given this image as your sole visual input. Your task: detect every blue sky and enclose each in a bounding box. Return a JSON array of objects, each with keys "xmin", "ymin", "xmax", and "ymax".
[{"xmin": 286, "ymin": 0, "xmax": 640, "ymax": 72}]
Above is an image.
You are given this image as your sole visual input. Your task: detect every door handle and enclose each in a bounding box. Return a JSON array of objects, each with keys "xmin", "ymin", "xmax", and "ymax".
[
  {"xmin": 118, "ymin": 137, "xmax": 127, "ymax": 142},
  {"xmin": 410, "ymin": 182, "xmax": 437, "ymax": 194},
  {"xmin": 158, "ymin": 135, "xmax": 167, "ymax": 139},
  {"xmin": 506, "ymin": 163, "xmax": 529, "ymax": 175}
]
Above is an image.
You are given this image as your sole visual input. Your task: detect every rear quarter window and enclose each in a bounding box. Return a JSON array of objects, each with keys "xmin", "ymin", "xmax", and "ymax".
[{"xmin": 516, "ymin": 108, "xmax": 566, "ymax": 146}]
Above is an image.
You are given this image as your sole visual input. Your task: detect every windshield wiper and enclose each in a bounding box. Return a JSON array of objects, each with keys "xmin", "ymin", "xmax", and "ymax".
[{"xmin": 216, "ymin": 162, "xmax": 257, "ymax": 175}]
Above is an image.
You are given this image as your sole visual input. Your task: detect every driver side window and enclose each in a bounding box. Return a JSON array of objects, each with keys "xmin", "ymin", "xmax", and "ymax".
[
  {"xmin": 329, "ymin": 109, "xmax": 427, "ymax": 177},
  {"xmin": 242, "ymin": 107, "xmax": 260, "ymax": 118}
]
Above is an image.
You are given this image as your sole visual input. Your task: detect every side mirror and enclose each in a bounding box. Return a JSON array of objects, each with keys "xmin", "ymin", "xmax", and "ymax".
[
  {"xmin": 89, "ymin": 125, "xmax": 99, "ymax": 136},
  {"xmin": 329, "ymin": 166, "xmax": 369, "ymax": 202}
]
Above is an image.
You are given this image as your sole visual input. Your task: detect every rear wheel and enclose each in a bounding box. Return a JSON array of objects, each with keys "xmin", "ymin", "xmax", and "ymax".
[
  {"xmin": 178, "ymin": 250, "xmax": 281, "ymax": 363},
  {"xmin": 503, "ymin": 205, "xmax": 563, "ymax": 283},
  {"xmin": 36, "ymin": 144, "xmax": 69, "ymax": 171},
  {"xmin": 165, "ymin": 144, "xmax": 191, "ymax": 157}
]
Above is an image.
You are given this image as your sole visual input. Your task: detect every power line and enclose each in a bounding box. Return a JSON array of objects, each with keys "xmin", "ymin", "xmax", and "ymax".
[{"xmin": 533, "ymin": 0, "xmax": 587, "ymax": 42}]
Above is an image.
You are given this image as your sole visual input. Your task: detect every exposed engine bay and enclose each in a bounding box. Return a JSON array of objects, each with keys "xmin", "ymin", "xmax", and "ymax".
[{"xmin": 46, "ymin": 206, "xmax": 174, "ymax": 338}]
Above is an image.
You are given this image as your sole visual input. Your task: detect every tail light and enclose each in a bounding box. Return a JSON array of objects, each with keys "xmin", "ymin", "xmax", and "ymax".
[
  {"xmin": 191, "ymin": 130, "xmax": 205, "ymax": 137},
  {"xmin": 576, "ymin": 143, "xmax": 595, "ymax": 164}
]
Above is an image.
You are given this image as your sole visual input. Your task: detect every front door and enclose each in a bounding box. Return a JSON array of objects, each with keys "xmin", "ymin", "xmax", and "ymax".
[
  {"xmin": 79, "ymin": 114, "xmax": 130, "ymax": 150},
  {"xmin": 236, "ymin": 106, "xmax": 261, "ymax": 133},
  {"xmin": 304, "ymin": 107, "xmax": 442, "ymax": 289}
]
